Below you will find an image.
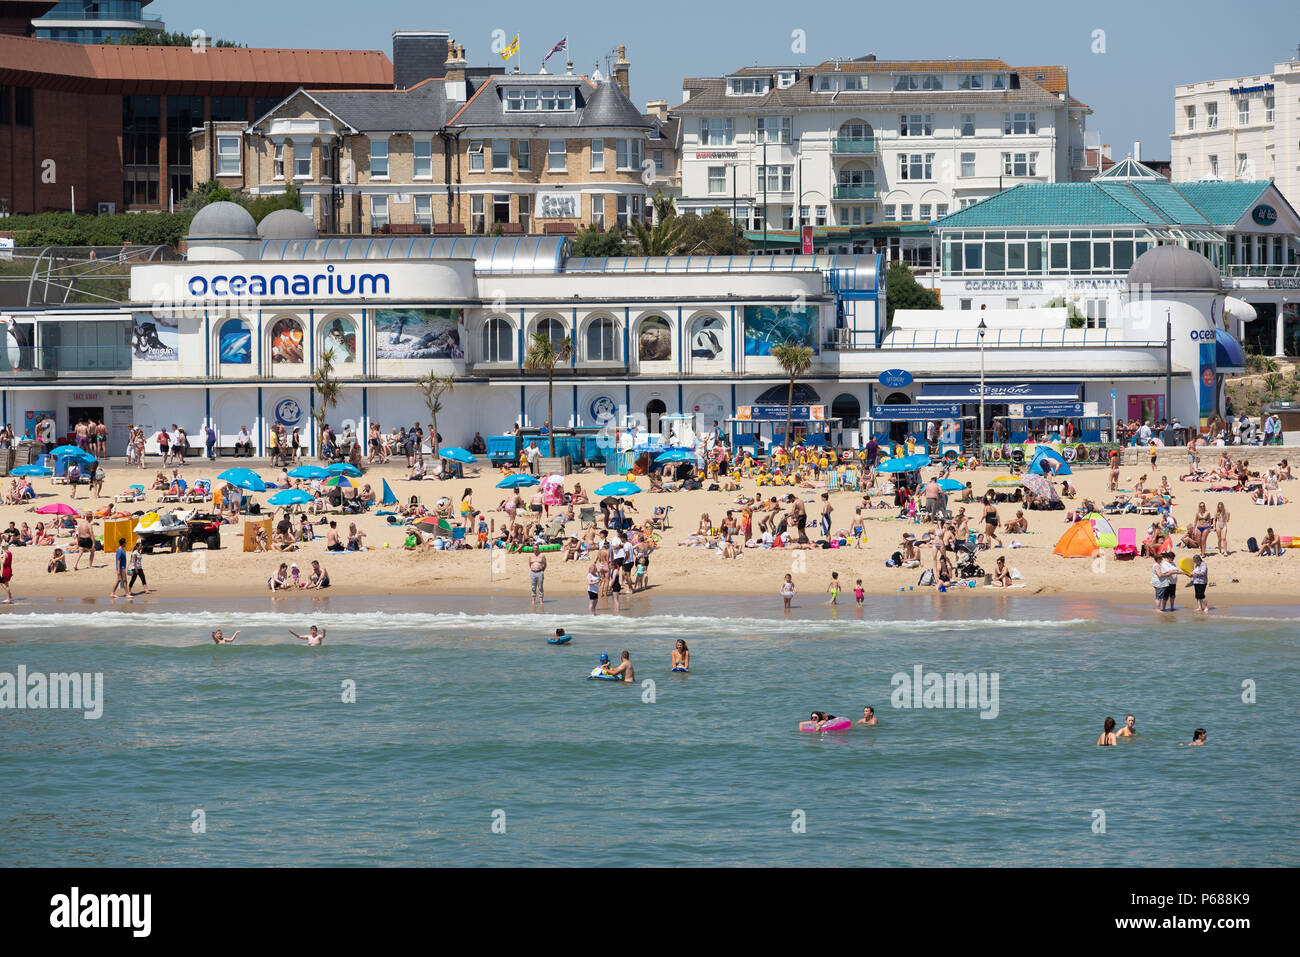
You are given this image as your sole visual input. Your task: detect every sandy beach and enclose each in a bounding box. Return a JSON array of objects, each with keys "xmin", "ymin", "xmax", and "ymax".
[{"xmin": 2, "ymin": 449, "xmax": 1297, "ymax": 609}]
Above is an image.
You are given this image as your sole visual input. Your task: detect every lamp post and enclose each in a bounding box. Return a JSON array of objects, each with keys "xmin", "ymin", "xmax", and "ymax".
[
  {"xmin": 731, "ymin": 162, "xmax": 738, "ymax": 255},
  {"xmin": 978, "ymin": 318, "xmax": 987, "ymax": 454},
  {"xmin": 1164, "ymin": 308, "xmax": 1173, "ymax": 444}
]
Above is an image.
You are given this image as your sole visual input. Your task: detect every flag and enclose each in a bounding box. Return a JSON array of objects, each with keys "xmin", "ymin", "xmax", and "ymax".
[
  {"xmin": 500, "ymin": 34, "xmax": 519, "ymax": 60},
  {"xmin": 542, "ymin": 35, "xmax": 567, "ymax": 65}
]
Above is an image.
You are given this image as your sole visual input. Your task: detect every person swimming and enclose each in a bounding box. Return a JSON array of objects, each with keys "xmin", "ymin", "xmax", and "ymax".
[
  {"xmin": 595, "ymin": 652, "xmax": 613, "ymax": 675},
  {"xmin": 552, "ymin": 627, "xmax": 569, "ymax": 642},
  {"xmin": 607, "ymin": 650, "xmax": 634, "ymax": 682},
  {"xmin": 1118, "ymin": 714, "xmax": 1137, "ymax": 738},
  {"xmin": 211, "ymin": 629, "xmax": 240, "ymax": 644},
  {"xmin": 290, "ymin": 626, "xmax": 325, "ymax": 647},
  {"xmin": 671, "ymin": 639, "xmax": 690, "ymax": 671},
  {"xmin": 857, "ymin": 706, "xmax": 878, "ymax": 726},
  {"xmin": 1097, "ymin": 716, "xmax": 1118, "ymax": 746},
  {"xmin": 1183, "ymin": 728, "xmax": 1208, "ymax": 746}
]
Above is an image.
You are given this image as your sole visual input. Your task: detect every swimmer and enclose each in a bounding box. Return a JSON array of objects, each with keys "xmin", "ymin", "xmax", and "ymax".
[
  {"xmin": 1097, "ymin": 716, "xmax": 1118, "ymax": 746},
  {"xmin": 826, "ymin": 571, "xmax": 840, "ymax": 604},
  {"xmin": 1117, "ymin": 713, "xmax": 1137, "ymax": 738},
  {"xmin": 857, "ymin": 706, "xmax": 878, "ymax": 726},
  {"xmin": 290, "ymin": 625, "xmax": 325, "ymax": 647},
  {"xmin": 671, "ymin": 639, "xmax": 690, "ymax": 671},
  {"xmin": 780, "ymin": 573, "xmax": 795, "ymax": 610},
  {"xmin": 553, "ymin": 627, "xmax": 568, "ymax": 642},
  {"xmin": 1183, "ymin": 728, "xmax": 1208, "ymax": 747},
  {"xmin": 607, "ymin": 650, "xmax": 634, "ymax": 682},
  {"xmin": 211, "ymin": 629, "xmax": 240, "ymax": 644},
  {"xmin": 808, "ymin": 710, "xmax": 838, "ymax": 730}
]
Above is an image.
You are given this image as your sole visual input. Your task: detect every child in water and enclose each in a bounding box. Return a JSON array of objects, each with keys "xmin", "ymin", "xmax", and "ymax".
[
  {"xmin": 780, "ymin": 573, "xmax": 796, "ymax": 610},
  {"xmin": 826, "ymin": 572, "xmax": 840, "ymax": 604},
  {"xmin": 854, "ymin": 579, "xmax": 865, "ymax": 606}
]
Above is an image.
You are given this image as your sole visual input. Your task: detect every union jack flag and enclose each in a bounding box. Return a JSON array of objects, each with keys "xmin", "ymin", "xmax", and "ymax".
[{"xmin": 542, "ymin": 35, "xmax": 567, "ymax": 65}]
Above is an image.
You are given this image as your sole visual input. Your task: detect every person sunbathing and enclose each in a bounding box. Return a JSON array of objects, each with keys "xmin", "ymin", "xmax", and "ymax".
[{"xmin": 1004, "ymin": 510, "xmax": 1028, "ymax": 534}]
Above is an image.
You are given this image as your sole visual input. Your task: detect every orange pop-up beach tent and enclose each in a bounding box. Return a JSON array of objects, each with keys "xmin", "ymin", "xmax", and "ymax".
[{"xmin": 1053, "ymin": 520, "xmax": 1100, "ymax": 558}]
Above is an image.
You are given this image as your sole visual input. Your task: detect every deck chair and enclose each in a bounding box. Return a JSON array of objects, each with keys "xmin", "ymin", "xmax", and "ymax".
[
  {"xmin": 843, "ymin": 468, "xmax": 860, "ymax": 491},
  {"xmin": 159, "ymin": 481, "xmax": 185, "ymax": 503},
  {"xmin": 649, "ymin": 505, "xmax": 672, "ymax": 530},
  {"xmin": 184, "ymin": 480, "xmax": 210, "ymax": 503},
  {"xmin": 826, "ymin": 471, "xmax": 842, "ymax": 493},
  {"xmin": 115, "ymin": 484, "xmax": 145, "ymax": 503},
  {"xmin": 544, "ymin": 517, "xmax": 567, "ymax": 540},
  {"xmin": 450, "ymin": 526, "xmax": 466, "ymax": 546},
  {"xmin": 1114, "ymin": 527, "xmax": 1137, "ymax": 561},
  {"xmin": 579, "ymin": 505, "xmax": 597, "ymax": 529}
]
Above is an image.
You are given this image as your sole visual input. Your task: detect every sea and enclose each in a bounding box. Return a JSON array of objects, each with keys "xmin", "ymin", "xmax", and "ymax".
[{"xmin": 1, "ymin": 593, "xmax": 1296, "ymax": 867}]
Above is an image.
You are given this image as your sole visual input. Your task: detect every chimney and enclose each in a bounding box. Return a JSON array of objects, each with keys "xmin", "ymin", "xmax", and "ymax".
[
  {"xmin": 566, "ymin": 60, "xmax": 574, "ymax": 75},
  {"xmin": 613, "ymin": 44, "xmax": 631, "ymax": 98},
  {"xmin": 646, "ymin": 99, "xmax": 668, "ymax": 120},
  {"xmin": 392, "ymin": 30, "xmax": 451, "ymax": 90},
  {"xmin": 445, "ymin": 41, "xmax": 467, "ymax": 102},
  {"xmin": 1133, "ymin": 140, "xmax": 1141, "ymax": 162}
]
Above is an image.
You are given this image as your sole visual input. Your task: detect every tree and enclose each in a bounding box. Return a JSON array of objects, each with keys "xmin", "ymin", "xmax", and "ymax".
[
  {"xmin": 415, "ymin": 373, "xmax": 455, "ymax": 457},
  {"xmin": 571, "ymin": 227, "xmax": 626, "ymax": 258},
  {"xmin": 1045, "ymin": 296, "xmax": 1086, "ymax": 328},
  {"xmin": 630, "ymin": 192, "xmax": 689, "ymax": 256},
  {"xmin": 885, "ymin": 262, "xmax": 941, "ymax": 328},
  {"xmin": 771, "ymin": 341, "xmax": 814, "ymax": 450},
  {"xmin": 676, "ymin": 209, "xmax": 750, "ymax": 255},
  {"xmin": 524, "ymin": 332, "xmax": 573, "ymax": 456},
  {"xmin": 112, "ymin": 30, "xmax": 242, "ymax": 47},
  {"xmin": 311, "ymin": 347, "xmax": 342, "ymax": 457}
]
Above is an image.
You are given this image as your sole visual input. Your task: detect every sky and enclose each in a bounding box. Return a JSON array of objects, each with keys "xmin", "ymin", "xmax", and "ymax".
[{"xmin": 184, "ymin": 0, "xmax": 1300, "ymax": 160}]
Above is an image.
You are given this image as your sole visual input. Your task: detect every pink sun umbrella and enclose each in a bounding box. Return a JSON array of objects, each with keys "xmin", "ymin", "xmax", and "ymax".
[{"xmin": 35, "ymin": 503, "xmax": 79, "ymax": 516}]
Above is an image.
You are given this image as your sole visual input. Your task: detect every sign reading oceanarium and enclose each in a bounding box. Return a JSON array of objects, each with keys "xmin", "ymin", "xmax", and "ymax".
[{"xmin": 130, "ymin": 261, "xmax": 476, "ymax": 304}]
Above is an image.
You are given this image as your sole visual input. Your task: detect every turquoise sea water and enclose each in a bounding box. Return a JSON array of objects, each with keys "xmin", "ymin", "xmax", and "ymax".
[{"xmin": 0, "ymin": 594, "xmax": 1296, "ymax": 867}]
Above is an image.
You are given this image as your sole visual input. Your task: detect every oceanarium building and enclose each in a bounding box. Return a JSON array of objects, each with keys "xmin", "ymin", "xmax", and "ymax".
[{"xmin": 1, "ymin": 201, "xmax": 1239, "ymax": 458}]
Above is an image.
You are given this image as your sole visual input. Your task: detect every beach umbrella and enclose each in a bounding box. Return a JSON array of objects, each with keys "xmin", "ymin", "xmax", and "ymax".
[
  {"xmin": 380, "ymin": 479, "xmax": 398, "ymax": 506},
  {"xmin": 35, "ymin": 503, "xmax": 79, "ymax": 515},
  {"xmin": 288, "ymin": 465, "xmax": 331, "ymax": 480},
  {"xmin": 50, "ymin": 444, "xmax": 94, "ymax": 459},
  {"xmin": 496, "ymin": 474, "xmax": 539, "ymax": 489},
  {"xmin": 1020, "ymin": 474, "xmax": 1059, "ymax": 502},
  {"xmin": 11, "ymin": 465, "xmax": 52, "ymax": 477},
  {"xmin": 876, "ymin": 453, "xmax": 929, "ymax": 474},
  {"xmin": 326, "ymin": 462, "xmax": 362, "ymax": 477},
  {"xmin": 594, "ymin": 480, "xmax": 641, "ymax": 497},
  {"xmin": 654, "ymin": 447, "xmax": 695, "ymax": 463},
  {"xmin": 323, "ymin": 475, "xmax": 352, "ymax": 488},
  {"xmin": 268, "ymin": 489, "xmax": 314, "ymax": 507},
  {"xmin": 937, "ymin": 478, "xmax": 966, "ymax": 492},
  {"xmin": 987, "ymin": 476, "xmax": 1021, "ymax": 488},
  {"xmin": 218, "ymin": 468, "xmax": 267, "ymax": 492},
  {"xmin": 439, "ymin": 447, "xmax": 476, "ymax": 465}
]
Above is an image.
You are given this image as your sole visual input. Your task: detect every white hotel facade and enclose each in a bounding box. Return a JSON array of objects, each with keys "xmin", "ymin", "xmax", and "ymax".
[{"xmin": 672, "ymin": 57, "xmax": 1094, "ymax": 262}]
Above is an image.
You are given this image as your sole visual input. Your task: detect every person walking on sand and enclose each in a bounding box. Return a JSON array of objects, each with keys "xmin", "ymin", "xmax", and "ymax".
[
  {"xmin": 127, "ymin": 540, "xmax": 151, "ymax": 597},
  {"xmin": 529, "ymin": 545, "xmax": 547, "ymax": 606},
  {"xmin": 109, "ymin": 537, "xmax": 129, "ymax": 600},
  {"xmin": 72, "ymin": 515, "xmax": 96, "ymax": 570}
]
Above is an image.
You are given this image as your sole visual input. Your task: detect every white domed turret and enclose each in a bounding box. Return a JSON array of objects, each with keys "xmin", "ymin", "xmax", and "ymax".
[
  {"xmin": 185, "ymin": 201, "xmax": 259, "ymax": 262},
  {"xmin": 257, "ymin": 209, "xmax": 318, "ymax": 242}
]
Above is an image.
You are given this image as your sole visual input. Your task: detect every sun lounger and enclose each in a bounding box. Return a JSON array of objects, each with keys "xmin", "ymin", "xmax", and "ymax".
[
  {"xmin": 114, "ymin": 484, "xmax": 146, "ymax": 503},
  {"xmin": 1114, "ymin": 527, "xmax": 1137, "ymax": 560}
]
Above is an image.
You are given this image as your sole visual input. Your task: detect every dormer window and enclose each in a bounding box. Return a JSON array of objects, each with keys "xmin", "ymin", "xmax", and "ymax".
[
  {"xmin": 991, "ymin": 74, "xmax": 1006, "ymax": 90},
  {"xmin": 959, "ymin": 74, "xmax": 983, "ymax": 90},
  {"xmin": 893, "ymin": 74, "xmax": 942, "ymax": 91},
  {"xmin": 777, "ymin": 71, "xmax": 796, "ymax": 89},
  {"xmin": 727, "ymin": 77, "xmax": 770, "ymax": 95},
  {"xmin": 815, "ymin": 75, "xmax": 833, "ymax": 92},
  {"xmin": 505, "ymin": 87, "xmax": 575, "ymax": 112},
  {"xmin": 844, "ymin": 76, "xmax": 866, "ymax": 91}
]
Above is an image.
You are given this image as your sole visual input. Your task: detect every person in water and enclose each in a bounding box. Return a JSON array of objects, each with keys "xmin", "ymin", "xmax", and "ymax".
[
  {"xmin": 553, "ymin": 628, "xmax": 567, "ymax": 641},
  {"xmin": 671, "ymin": 639, "xmax": 690, "ymax": 671},
  {"xmin": 1097, "ymin": 716, "xmax": 1118, "ymax": 746},
  {"xmin": 290, "ymin": 625, "xmax": 325, "ymax": 647},
  {"xmin": 857, "ymin": 706, "xmax": 878, "ymax": 726},
  {"xmin": 595, "ymin": 652, "xmax": 613, "ymax": 675},
  {"xmin": 808, "ymin": 711, "xmax": 838, "ymax": 730},
  {"xmin": 826, "ymin": 571, "xmax": 841, "ymax": 604},
  {"xmin": 607, "ymin": 650, "xmax": 635, "ymax": 682},
  {"xmin": 211, "ymin": 629, "xmax": 240, "ymax": 644},
  {"xmin": 1183, "ymin": 728, "xmax": 1208, "ymax": 746},
  {"xmin": 1118, "ymin": 714, "xmax": 1137, "ymax": 738}
]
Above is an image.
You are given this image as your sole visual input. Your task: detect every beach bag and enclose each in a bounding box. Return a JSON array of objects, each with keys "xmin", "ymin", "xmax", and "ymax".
[
  {"xmin": 917, "ymin": 569, "xmax": 935, "ymax": 587},
  {"xmin": 887, "ymin": 550, "xmax": 903, "ymax": 567},
  {"xmin": 1246, "ymin": 536, "xmax": 1258, "ymax": 553}
]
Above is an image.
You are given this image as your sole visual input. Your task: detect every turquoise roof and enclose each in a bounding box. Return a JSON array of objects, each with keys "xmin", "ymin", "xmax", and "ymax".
[{"xmin": 936, "ymin": 179, "xmax": 1274, "ymax": 231}]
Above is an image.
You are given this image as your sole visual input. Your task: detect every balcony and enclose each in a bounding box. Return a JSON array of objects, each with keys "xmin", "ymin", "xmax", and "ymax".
[
  {"xmin": 832, "ymin": 184, "xmax": 877, "ymax": 201},
  {"xmin": 831, "ymin": 137, "xmax": 877, "ymax": 154}
]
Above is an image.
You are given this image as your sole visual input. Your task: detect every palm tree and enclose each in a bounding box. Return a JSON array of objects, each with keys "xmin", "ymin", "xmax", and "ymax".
[
  {"xmin": 524, "ymin": 331, "xmax": 573, "ymax": 456},
  {"xmin": 414, "ymin": 372, "xmax": 454, "ymax": 456},
  {"xmin": 631, "ymin": 191, "xmax": 688, "ymax": 256},
  {"xmin": 771, "ymin": 341, "xmax": 814, "ymax": 450},
  {"xmin": 311, "ymin": 347, "xmax": 342, "ymax": 458}
]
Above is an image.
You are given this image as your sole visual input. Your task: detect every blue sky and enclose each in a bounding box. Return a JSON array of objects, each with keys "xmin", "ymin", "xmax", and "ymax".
[{"xmin": 187, "ymin": 0, "xmax": 1299, "ymax": 160}]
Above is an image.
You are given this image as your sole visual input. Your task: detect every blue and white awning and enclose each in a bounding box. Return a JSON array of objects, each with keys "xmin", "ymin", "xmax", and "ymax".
[{"xmin": 1215, "ymin": 330, "xmax": 1246, "ymax": 373}]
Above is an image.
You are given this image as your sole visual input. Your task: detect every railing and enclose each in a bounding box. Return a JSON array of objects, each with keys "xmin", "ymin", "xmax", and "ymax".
[
  {"xmin": 2, "ymin": 345, "xmax": 132, "ymax": 379},
  {"xmin": 832, "ymin": 184, "xmax": 877, "ymax": 200},
  {"xmin": 831, "ymin": 137, "xmax": 878, "ymax": 154},
  {"xmin": 879, "ymin": 328, "xmax": 1163, "ymax": 349},
  {"xmin": 1225, "ymin": 265, "xmax": 1300, "ymax": 278}
]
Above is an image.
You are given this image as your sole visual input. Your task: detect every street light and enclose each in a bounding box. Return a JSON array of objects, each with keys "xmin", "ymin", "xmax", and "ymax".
[{"xmin": 978, "ymin": 318, "xmax": 987, "ymax": 454}]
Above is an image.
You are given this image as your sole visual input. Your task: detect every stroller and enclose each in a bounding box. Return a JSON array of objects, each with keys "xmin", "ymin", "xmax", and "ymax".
[{"xmin": 949, "ymin": 540, "xmax": 984, "ymax": 579}]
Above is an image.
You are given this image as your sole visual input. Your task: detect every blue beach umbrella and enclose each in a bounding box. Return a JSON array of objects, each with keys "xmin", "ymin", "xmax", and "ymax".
[
  {"xmin": 50, "ymin": 444, "xmax": 92, "ymax": 459},
  {"xmin": 876, "ymin": 453, "xmax": 930, "ymax": 474},
  {"xmin": 217, "ymin": 467, "xmax": 267, "ymax": 492},
  {"xmin": 439, "ymin": 447, "xmax": 476, "ymax": 465},
  {"xmin": 654, "ymin": 447, "xmax": 695, "ymax": 463},
  {"xmin": 325, "ymin": 462, "xmax": 362, "ymax": 477},
  {"xmin": 288, "ymin": 465, "xmax": 331, "ymax": 480},
  {"xmin": 595, "ymin": 481, "xmax": 641, "ymax": 497},
  {"xmin": 11, "ymin": 465, "xmax": 52, "ymax": 477},
  {"xmin": 268, "ymin": 488, "xmax": 314, "ymax": 506},
  {"xmin": 496, "ymin": 474, "xmax": 539, "ymax": 489},
  {"xmin": 937, "ymin": 478, "xmax": 966, "ymax": 492}
]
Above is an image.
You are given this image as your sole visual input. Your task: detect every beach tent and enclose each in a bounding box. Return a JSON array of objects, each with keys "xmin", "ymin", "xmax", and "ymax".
[
  {"xmin": 1085, "ymin": 512, "xmax": 1118, "ymax": 549},
  {"xmin": 1028, "ymin": 447, "xmax": 1072, "ymax": 476},
  {"xmin": 380, "ymin": 479, "xmax": 398, "ymax": 506},
  {"xmin": 1053, "ymin": 520, "xmax": 1100, "ymax": 558}
]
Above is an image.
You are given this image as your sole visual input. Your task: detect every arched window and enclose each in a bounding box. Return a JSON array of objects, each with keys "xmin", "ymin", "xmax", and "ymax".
[
  {"xmin": 838, "ymin": 119, "xmax": 874, "ymax": 140},
  {"xmin": 689, "ymin": 315, "xmax": 725, "ymax": 360},
  {"xmin": 637, "ymin": 315, "xmax": 672, "ymax": 362},
  {"xmin": 218, "ymin": 318, "xmax": 251, "ymax": 364},
  {"xmin": 481, "ymin": 317, "xmax": 513, "ymax": 363},
  {"xmin": 585, "ymin": 317, "xmax": 619, "ymax": 362},
  {"xmin": 831, "ymin": 392, "xmax": 861, "ymax": 425},
  {"xmin": 269, "ymin": 316, "xmax": 304, "ymax": 364},
  {"xmin": 536, "ymin": 316, "xmax": 567, "ymax": 350},
  {"xmin": 321, "ymin": 316, "xmax": 357, "ymax": 362}
]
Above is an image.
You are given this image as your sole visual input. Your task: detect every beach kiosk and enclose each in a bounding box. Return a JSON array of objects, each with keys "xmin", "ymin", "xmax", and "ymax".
[{"xmin": 727, "ymin": 404, "xmax": 840, "ymax": 455}]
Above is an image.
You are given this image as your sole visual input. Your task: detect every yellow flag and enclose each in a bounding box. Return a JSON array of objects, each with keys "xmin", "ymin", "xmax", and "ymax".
[{"xmin": 500, "ymin": 34, "xmax": 519, "ymax": 60}]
